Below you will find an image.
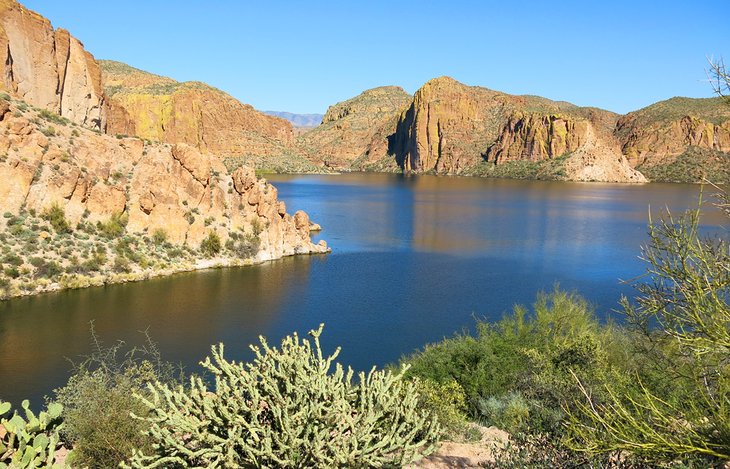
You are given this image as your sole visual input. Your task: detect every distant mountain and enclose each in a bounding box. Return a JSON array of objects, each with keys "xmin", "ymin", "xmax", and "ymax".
[{"xmin": 264, "ymin": 111, "xmax": 324, "ymax": 128}]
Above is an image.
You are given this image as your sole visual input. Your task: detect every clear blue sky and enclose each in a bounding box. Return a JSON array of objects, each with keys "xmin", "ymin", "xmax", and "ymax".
[{"xmin": 22, "ymin": 0, "xmax": 729, "ymax": 114}]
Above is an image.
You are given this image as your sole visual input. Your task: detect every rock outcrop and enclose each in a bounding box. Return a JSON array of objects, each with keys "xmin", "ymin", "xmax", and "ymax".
[
  {"xmin": 0, "ymin": 0, "xmax": 106, "ymax": 129},
  {"xmin": 388, "ymin": 76, "xmax": 644, "ymax": 182},
  {"xmin": 100, "ymin": 60, "xmax": 295, "ymax": 159},
  {"xmin": 615, "ymin": 97, "xmax": 730, "ymax": 167},
  {"xmin": 296, "ymin": 86, "xmax": 411, "ymax": 169},
  {"xmin": 0, "ymin": 98, "xmax": 327, "ymax": 260}
]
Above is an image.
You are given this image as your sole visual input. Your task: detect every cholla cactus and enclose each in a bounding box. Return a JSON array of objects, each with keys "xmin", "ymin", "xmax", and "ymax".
[
  {"xmin": 0, "ymin": 399, "xmax": 65, "ymax": 468},
  {"xmin": 124, "ymin": 325, "xmax": 440, "ymax": 468}
]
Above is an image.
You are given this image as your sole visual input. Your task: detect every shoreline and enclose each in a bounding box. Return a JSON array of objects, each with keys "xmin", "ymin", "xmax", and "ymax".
[{"xmin": 0, "ymin": 249, "xmax": 330, "ymax": 302}]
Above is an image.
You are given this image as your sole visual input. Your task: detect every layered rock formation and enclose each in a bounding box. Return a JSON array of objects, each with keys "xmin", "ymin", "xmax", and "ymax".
[
  {"xmin": 0, "ymin": 98, "xmax": 327, "ymax": 260},
  {"xmin": 296, "ymin": 86, "xmax": 411, "ymax": 169},
  {"xmin": 388, "ymin": 77, "xmax": 643, "ymax": 182},
  {"xmin": 100, "ymin": 60, "xmax": 295, "ymax": 159},
  {"xmin": 615, "ymin": 97, "xmax": 730, "ymax": 166},
  {"xmin": 0, "ymin": 0, "xmax": 106, "ymax": 129}
]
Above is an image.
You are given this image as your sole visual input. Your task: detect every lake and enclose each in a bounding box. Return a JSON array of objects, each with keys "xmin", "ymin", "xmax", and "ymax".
[{"xmin": 0, "ymin": 173, "xmax": 725, "ymax": 405}]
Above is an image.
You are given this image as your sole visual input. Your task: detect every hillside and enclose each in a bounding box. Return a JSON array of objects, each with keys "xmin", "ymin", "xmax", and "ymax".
[
  {"xmin": 296, "ymin": 86, "xmax": 412, "ymax": 170},
  {"xmin": 0, "ymin": 94, "xmax": 327, "ymax": 299},
  {"xmin": 389, "ymin": 77, "xmax": 644, "ymax": 182},
  {"xmin": 615, "ymin": 96, "xmax": 730, "ymax": 183},
  {"xmin": 100, "ymin": 60, "xmax": 296, "ymax": 159}
]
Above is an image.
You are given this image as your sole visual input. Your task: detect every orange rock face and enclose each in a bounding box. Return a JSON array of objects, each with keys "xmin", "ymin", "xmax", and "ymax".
[
  {"xmin": 386, "ymin": 76, "xmax": 643, "ymax": 182},
  {"xmin": 100, "ymin": 61, "xmax": 295, "ymax": 159},
  {"xmin": 0, "ymin": 101, "xmax": 327, "ymax": 259},
  {"xmin": 615, "ymin": 97, "xmax": 730, "ymax": 167},
  {"xmin": 0, "ymin": 0, "xmax": 106, "ymax": 129}
]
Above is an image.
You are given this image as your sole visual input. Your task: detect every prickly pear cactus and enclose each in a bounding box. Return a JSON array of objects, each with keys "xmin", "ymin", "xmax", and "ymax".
[
  {"xmin": 0, "ymin": 399, "xmax": 66, "ymax": 468},
  {"xmin": 124, "ymin": 324, "xmax": 441, "ymax": 468}
]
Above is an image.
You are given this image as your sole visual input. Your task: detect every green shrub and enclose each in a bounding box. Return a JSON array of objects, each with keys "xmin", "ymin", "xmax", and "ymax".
[
  {"xmin": 477, "ymin": 392, "xmax": 531, "ymax": 433},
  {"xmin": 54, "ymin": 330, "xmax": 181, "ymax": 468},
  {"xmin": 229, "ymin": 232, "xmax": 260, "ymax": 258},
  {"xmin": 199, "ymin": 231, "xmax": 221, "ymax": 257},
  {"xmin": 565, "ymin": 194, "xmax": 730, "ymax": 462},
  {"xmin": 403, "ymin": 288, "xmax": 631, "ymax": 434},
  {"xmin": 150, "ymin": 229, "xmax": 167, "ymax": 245},
  {"xmin": 38, "ymin": 109, "xmax": 69, "ymax": 126},
  {"xmin": 40, "ymin": 126, "xmax": 56, "ymax": 137},
  {"xmin": 113, "ymin": 256, "xmax": 131, "ymax": 273},
  {"xmin": 97, "ymin": 213, "xmax": 128, "ymax": 239},
  {"xmin": 413, "ymin": 378, "xmax": 470, "ymax": 439},
  {"xmin": 123, "ymin": 325, "xmax": 440, "ymax": 468},
  {"xmin": 42, "ymin": 203, "xmax": 71, "ymax": 234}
]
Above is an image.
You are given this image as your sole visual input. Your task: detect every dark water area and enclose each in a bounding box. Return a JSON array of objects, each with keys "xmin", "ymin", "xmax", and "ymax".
[{"xmin": 0, "ymin": 173, "xmax": 725, "ymax": 406}]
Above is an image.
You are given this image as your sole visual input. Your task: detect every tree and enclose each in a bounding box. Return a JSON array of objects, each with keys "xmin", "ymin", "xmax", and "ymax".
[
  {"xmin": 708, "ymin": 56, "xmax": 730, "ymax": 99},
  {"xmin": 565, "ymin": 192, "xmax": 730, "ymax": 460}
]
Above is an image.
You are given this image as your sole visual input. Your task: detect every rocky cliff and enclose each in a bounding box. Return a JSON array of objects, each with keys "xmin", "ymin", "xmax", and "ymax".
[
  {"xmin": 614, "ymin": 97, "xmax": 730, "ymax": 183},
  {"xmin": 389, "ymin": 77, "xmax": 644, "ymax": 182},
  {"xmin": 0, "ymin": 0, "xmax": 106, "ymax": 130},
  {"xmin": 296, "ymin": 86, "xmax": 411, "ymax": 170},
  {"xmin": 0, "ymin": 96, "xmax": 327, "ymax": 260},
  {"xmin": 100, "ymin": 60, "xmax": 295, "ymax": 159}
]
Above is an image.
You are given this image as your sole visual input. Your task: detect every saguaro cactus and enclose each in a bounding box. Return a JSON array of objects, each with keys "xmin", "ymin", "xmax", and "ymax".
[{"xmin": 124, "ymin": 325, "xmax": 440, "ymax": 468}]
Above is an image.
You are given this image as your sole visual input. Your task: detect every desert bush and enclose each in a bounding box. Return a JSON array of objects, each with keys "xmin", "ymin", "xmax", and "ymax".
[
  {"xmin": 199, "ymin": 231, "xmax": 221, "ymax": 257},
  {"xmin": 403, "ymin": 288, "xmax": 631, "ymax": 434},
  {"xmin": 230, "ymin": 232, "xmax": 260, "ymax": 258},
  {"xmin": 412, "ymin": 378, "xmax": 470, "ymax": 439},
  {"xmin": 565, "ymin": 193, "xmax": 730, "ymax": 462},
  {"xmin": 113, "ymin": 256, "xmax": 132, "ymax": 273},
  {"xmin": 53, "ymin": 329, "xmax": 181, "ymax": 468},
  {"xmin": 97, "ymin": 213, "xmax": 128, "ymax": 239},
  {"xmin": 151, "ymin": 229, "xmax": 167, "ymax": 245},
  {"xmin": 123, "ymin": 325, "xmax": 440, "ymax": 468},
  {"xmin": 41, "ymin": 203, "xmax": 71, "ymax": 234}
]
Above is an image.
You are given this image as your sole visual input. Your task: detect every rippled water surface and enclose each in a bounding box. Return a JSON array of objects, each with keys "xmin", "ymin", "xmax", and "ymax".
[{"xmin": 0, "ymin": 174, "xmax": 724, "ymax": 404}]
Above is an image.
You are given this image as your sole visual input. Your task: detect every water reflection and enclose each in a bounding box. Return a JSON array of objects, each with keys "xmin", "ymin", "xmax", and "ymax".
[{"xmin": 0, "ymin": 256, "xmax": 315, "ymax": 404}]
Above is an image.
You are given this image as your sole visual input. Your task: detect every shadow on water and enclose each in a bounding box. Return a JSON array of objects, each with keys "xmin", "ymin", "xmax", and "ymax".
[{"xmin": 1, "ymin": 173, "xmax": 725, "ymax": 406}]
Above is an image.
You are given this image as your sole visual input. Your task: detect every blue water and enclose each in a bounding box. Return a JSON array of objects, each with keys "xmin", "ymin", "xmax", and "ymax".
[{"xmin": 0, "ymin": 173, "xmax": 723, "ymax": 405}]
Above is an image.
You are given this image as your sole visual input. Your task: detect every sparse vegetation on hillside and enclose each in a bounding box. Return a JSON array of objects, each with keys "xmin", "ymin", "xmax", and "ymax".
[
  {"xmin": 224, "ymin": 152, "xmax": 330, "ymax": 175},
  {"xmin": 465, "ymin": 154, "xmax": 570, "ymax": 180},
  {"xmin": 0, "ymin": 207, "xmax": 261, "ymax": 300},
  {"xmin": 637, "ymin": 146, "xmax": 730, "ymax": 184}
]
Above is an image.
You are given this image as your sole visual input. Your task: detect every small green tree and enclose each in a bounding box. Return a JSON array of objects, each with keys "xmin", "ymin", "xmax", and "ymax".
[
  {"xmin": 199, "ymin": 231, "xmax": 221, "ymax": 257},
  {"xmin": 42, "ymin": 203, "xmax": 71, "ymax": 234},
  {"xmin": 123, "ymin": 325, "xmax": 440, "ymax": 468},
  {"xmin": 566, "ymin": 193, "xmax": 730, "ymax": 461}
]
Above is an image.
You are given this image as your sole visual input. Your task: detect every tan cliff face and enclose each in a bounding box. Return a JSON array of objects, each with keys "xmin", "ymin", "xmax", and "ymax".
[
  {"xmin": 0, "ymin": 98, "xmax": 327, "ymax": 260},
  {"xmin": 615, "ymin": 97, "xmax": 730, "ymax": 167},
  {"xmin": 390, "ymin": 77, "xmax": 507, "ymax": 175},
  {"xmin": 486, "ymin": 113, "xmax": 589, "ymax": 163},
  {"xmin": 0, "ymin": 0, "xmax": 106, "ymax": 130},
  {"xmin": 100, "ymin": 60, "xmax": 295, "ymax": 160},
  {"xmin": 387, "ymin": 76, "xmax": 643, "ymax": 182},
  {"xmin": 296, "ymin": 86, "xmax": 411, "ymax": 169}
]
